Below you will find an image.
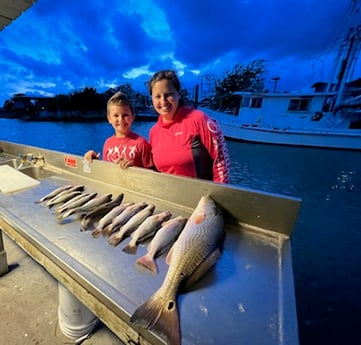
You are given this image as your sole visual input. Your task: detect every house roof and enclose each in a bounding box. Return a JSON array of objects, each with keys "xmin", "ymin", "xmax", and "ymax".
[{"xmin": 0, "ymin": 0, "xmax": 37, "ymax": 31}]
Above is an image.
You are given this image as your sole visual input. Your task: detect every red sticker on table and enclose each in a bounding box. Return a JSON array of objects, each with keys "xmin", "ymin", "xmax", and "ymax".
[{"xmin": 64, "ymin": 155, "xmax": 77, "ymax": 168}]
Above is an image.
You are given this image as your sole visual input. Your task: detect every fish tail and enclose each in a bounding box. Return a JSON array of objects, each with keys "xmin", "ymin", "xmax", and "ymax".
[
  {"xmin": 107, "ymin": 233, "xmax": 122, "ymax": 247},
  {"xmin": 122, "ymin": 243, "xmax": 137, "ymax": 254},
  {"xmin": 91, "ymin": 228, "xmax": 103, "ymax": 238},
  {"xmin": 80, "ymin": 220, "xmax": 92, "ymax": 232},
  {"xmin": 135, "ymin": 254, "xmax": 157, "ymax": 274},
  {"xmin": 130, "ymin": 292, "xmax": 180, "ymax": 345},
  {"xmin": 102, "ymin": 225, "xmax": 114, "ymax": 237},
  {"xmin": 80, "ymin": 218, "xmax": 88, "ymax": 232}
]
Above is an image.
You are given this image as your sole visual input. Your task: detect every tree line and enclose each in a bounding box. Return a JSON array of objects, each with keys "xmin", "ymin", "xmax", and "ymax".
[{"xmin": 2, "ymin": 60, "xmax": 267, "ymax": 116}]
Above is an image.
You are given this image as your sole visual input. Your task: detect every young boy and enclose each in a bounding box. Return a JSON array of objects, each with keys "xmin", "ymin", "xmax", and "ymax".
[{"xmin": 84, "ymin": 92, "xmax": 153, "ymax": 169}]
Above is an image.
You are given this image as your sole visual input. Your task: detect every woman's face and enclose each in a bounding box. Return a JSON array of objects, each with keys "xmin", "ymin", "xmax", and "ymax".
[{"xmin": 151, "ymin": 79, "xmax": 181, "ymax": 122}]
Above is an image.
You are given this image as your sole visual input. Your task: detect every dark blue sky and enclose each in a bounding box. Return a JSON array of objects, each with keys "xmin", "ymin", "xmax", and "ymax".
[{"xmin": 0, "ymin": 0, "xmax": 360, "ymax": 105}]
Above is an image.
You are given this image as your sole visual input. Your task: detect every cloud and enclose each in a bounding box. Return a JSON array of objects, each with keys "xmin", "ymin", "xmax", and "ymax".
[{"xmin": 0, "ymin": 0, "xmax": 359, "ymax": 105}]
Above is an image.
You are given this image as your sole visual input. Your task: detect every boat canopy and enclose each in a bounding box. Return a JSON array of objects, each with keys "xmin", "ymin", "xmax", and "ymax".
[{"xmin": 0, "ymin": 0, "xmax": 37, "ymax": 31}]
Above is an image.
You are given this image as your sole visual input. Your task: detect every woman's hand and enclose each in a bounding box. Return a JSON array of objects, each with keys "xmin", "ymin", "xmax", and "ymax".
[{"xmin": 84, "ymin": 150, "xmax": 100, "ymax": 163}]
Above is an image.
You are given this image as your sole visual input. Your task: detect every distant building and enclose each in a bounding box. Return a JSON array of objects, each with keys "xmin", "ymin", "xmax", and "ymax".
[{"xmin": 5, "ymin": 94, "xmax": 52, "ymax": 116}]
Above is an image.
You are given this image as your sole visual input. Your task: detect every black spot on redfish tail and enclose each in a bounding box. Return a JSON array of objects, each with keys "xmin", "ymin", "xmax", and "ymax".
[{"xmin": 130, "ymin": 293, "xmax": 181, "ymax": 345}]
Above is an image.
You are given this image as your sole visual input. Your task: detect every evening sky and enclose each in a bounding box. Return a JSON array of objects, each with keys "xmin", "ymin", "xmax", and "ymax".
[{"xmin": 0, "ymin": 0, "xmax": 360, "ymax": 105}]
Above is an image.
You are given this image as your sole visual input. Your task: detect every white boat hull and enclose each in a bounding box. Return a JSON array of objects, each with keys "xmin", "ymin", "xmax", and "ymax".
[{"xmin": 219, "ymin": 122, "xmax": 361, "ymax": 150}]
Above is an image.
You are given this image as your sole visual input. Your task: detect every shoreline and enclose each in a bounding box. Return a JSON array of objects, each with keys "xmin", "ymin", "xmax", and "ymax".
[{"xmin": 0, "ymin": 111, "xmax": 157, "ymax": 123}]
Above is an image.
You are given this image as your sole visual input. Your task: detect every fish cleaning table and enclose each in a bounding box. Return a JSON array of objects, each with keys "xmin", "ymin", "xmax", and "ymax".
[{"xmin": 0, "ymin": 141, "xmax": 301, "ymax": 345}]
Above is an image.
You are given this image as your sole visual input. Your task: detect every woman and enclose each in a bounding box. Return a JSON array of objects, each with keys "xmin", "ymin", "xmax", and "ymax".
[{"xmin": 148, "ymin": 70, "xmax": 230, "ymax": 183}]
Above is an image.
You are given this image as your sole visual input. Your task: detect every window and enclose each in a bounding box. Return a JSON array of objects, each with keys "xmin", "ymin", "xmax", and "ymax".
[
  {"xmin": 288, "ymin": 99, "xmax": 309, "ymax": 111},
  {"xmin": 241, "ymin": 97, "xmax": 251, "ymax": 107},
  {"xmin": 250, "ymin": 97, "xmax": 263, "ymax": 108}
]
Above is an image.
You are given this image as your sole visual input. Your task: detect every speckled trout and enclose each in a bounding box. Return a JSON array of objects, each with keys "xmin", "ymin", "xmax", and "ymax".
[
  {"xmin": 58, "ymin": 193, "xmax": 112, "ymax": 220},
  {"xmin": 90, "ymin": 201, "xmax": 133, "ymax": 236},
  {"xmin": 122, "ymin": 210, "xmax": 172, "ymax": 255},
  {"xmin": 55, "ymin": 192, "xmax": 97, "ymax": 219},
  {"xmin": 80, "ymin": 194, "xmax": 125, "ymax": 232},
  {"xmin": 102, "ymin": 201, "xmax": 147, "ymax": 238},
  {"xmin": 135, "ymin": 215, "xmax": 187, "ymax": 274},
  {"xmin": 130, "ymin": 195, "xmax": 225, "ymax": 345},
  {"xmin": 107, "ymin": 204, "xmax": 156, "ymax": 247},
  {"xmin": 45, "ymin": 185, "xmax": 85, "ymax": 208},
  {"xmin": 35, "ymin": 184, "xmax": 74, "ymax": 203}
]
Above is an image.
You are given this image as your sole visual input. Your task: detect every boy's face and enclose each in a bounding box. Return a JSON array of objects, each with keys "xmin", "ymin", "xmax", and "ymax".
[{"xmin": 107, "ymin": 104, "xmax": 134, "ymax": 137}]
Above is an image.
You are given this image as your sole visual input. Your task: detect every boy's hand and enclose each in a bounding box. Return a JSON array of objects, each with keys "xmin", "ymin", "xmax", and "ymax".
[
  {"xmin": 84, "ymin": 150, "xmax": 100, "ymax": 163},
  {"xmin": 116, "ymin": 157, "xmax": 132, "ymax": 169}
]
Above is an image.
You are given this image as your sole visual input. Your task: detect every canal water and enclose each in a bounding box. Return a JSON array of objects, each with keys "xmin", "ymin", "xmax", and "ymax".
[{"xmin": 1, "ymin": 117, "xmax": 360, "ymax": 345}]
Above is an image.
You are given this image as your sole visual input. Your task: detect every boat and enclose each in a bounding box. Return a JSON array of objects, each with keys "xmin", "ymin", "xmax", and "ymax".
[
  {"xmin": 200, "ymin": 2, "xmax": 361, "ymax": 150},
  {"xmin": 0, "ymin": 140, "xmax": 301, "ymax": 344},
  {"xmin": 201, "ymin": 88, "xmax": 361, "ymax": 150},
  {"xmin": 0, "ymin": 1, "xmax": 37, "ymax": 31}
]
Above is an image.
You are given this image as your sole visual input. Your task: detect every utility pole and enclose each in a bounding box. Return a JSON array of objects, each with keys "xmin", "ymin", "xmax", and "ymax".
[
  {"xmin": 272, "ymin": 76, "xmax": 280, "ymax": 93},
  {"xmin": 198, "ymin": 74, "xmax": 216, "ymax": 100}
]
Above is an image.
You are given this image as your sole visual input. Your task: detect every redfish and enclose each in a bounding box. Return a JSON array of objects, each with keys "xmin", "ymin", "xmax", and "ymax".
[{"xmin": 130, "ymin": 195, "xmax": 225, "ymax": 345}]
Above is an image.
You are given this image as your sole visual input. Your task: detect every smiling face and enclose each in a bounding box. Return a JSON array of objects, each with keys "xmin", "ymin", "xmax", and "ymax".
[
  {"xmin": 107, "ymin": 104, "xmax": 134, "ymax": 137},
  {"xmin": 151, "ymin": 78, "xmax": 181, "ymax": 122}
]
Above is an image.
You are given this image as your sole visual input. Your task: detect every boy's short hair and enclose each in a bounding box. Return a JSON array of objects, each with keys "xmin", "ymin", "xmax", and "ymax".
[{"xmin": 107, "ymin": 91, "xmax": 134, "ymax": 115}]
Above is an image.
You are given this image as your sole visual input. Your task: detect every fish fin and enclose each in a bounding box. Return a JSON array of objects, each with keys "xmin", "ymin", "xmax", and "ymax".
[
  {"xmin": 184, "ymin": 248, "xmax": 221, "ymax": 290},
  {"xmin": 122, "ymin": 243, "xmax": 137, "ymax": 254},
  {"xmin": 165, "ymin": 244, "xmax": 175, "ymax": 265},
  {"xmin": 194, "ymin": 212, "xmax": 206, "ymax": 225},
  {"xmin": 130, "ymin": 292, "xmax": 180, "ymax": 345},
  {"xmin": 136, "ymin": 255, "xmax": 158, "ymax": 274}
]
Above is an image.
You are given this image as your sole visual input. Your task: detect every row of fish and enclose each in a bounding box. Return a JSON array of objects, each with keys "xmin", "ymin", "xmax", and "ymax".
[
  {"xmin": 37, "ymin": 186, "xmax": 226, "ymax": 345},
  {"xmin": 36, "ymin": 184, "xmax": 188, "ymax": 274}
]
